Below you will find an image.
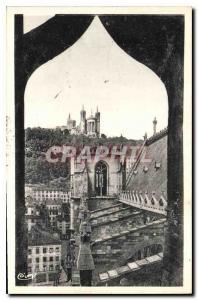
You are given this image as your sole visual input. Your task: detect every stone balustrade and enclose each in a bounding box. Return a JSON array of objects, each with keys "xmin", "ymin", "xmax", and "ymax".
[
  {"xmin": 146, "ymin": 127, "xmax": 168, "ymax": 146},
  {"xmin": 98, "ymin": 252, "xmax": 163, "ymax": 284},
  {"xmin": 119, "ymin": 190, "xmax": 167, "ymax": 215}
]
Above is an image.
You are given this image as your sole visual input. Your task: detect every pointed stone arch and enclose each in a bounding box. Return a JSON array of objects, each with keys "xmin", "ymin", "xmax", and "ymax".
[{"xmin": 15, "ymin": 14, "xmax": 184, "ymax": 286}]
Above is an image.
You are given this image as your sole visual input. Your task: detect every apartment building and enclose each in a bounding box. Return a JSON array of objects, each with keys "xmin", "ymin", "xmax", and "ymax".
[{"xmin": 27, "ymin": 227, "xmax": 62, "ymax": 285}]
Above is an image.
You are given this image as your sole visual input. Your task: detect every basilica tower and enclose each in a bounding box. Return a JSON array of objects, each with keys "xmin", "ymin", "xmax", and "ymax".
[
  {"xmin": 95, "ymin": 106, "xmax": 100, "ymax": 137},
  {"xmin": 80, "ymin": 105, "xmax": 87, "ymax": 134}
]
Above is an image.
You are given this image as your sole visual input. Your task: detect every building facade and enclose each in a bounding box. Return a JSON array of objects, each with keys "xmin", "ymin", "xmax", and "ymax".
[
  {"xmin": 27, "ymin": 227, "xmax": 62, "ymax": 285},
  {"xmin": 25, "ymin": 186, "xmax": 71, "ymax": 203},
  {"xmin": 25, "ymin": 201, "xmax": 50, "ymax": 232},
  {"xmin": 45, "ymin": 198, "xmax": 62, "ymax": 228}
]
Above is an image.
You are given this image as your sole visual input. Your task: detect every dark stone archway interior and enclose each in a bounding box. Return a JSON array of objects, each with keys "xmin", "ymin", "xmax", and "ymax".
[{"xmin": 15, "ymin": 14, "xmax": 184, "ymax": 286}]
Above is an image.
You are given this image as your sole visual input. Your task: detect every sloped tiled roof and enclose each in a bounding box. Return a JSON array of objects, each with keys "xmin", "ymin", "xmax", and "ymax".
[
  {"xmin": 77, "ymin": 242, "xmax": 95, "ymax": 271},
  {"xmin": 28, "ymin": 226, "xmax": 61, "ymax": 246},
  {"xmin": 127, "ymin": 132, "xmax": 167, "ymax": 199}
]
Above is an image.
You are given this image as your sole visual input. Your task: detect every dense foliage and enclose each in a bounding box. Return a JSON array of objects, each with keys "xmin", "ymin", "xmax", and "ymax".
[{"xmin": 25, "ymin": 127, "xmax": 141, "ymax": 186}]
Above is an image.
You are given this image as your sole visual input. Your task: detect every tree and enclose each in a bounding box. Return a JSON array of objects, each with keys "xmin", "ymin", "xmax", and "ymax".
[{"xmin": 101, "ymin": 133, "xmax": 107, "ymax": 139}]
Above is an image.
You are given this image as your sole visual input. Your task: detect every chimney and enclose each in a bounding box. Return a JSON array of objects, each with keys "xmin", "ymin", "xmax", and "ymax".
[{"xmin": 153, "ymin": 117, "xmax": 157, "ymax": 135}]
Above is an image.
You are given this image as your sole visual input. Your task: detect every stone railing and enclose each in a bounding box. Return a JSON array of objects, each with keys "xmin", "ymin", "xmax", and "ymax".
[
  {"xmin": 146, "ymin": 127, "xmax": 168, "ymax": 146},
  {"xmin": 98, "ymin": 252, "xmax": 163, "ymax": 284},
  {"xmin": 119, "ymin": 190, "xmax": 167, "ymax": 215}
]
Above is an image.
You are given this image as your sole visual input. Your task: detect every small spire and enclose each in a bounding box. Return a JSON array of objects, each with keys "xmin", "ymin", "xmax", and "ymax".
[
  {"xmin": 96, "ymin": 106, "xmax": 98, "ymax": 113},
  {"xmin": 82, "ymin": 105, "xmax": 84, "ymax": 111},
  {"xmin": 68, "ymin": 113, "xmax": 71, "ymax": 120},
  {"xmin": 153, "ymin": 117, "xmax": 157, "ymax": 135}
]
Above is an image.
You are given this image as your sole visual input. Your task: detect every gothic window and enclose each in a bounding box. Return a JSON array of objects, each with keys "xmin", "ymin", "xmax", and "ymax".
[{"xmin": 95, "ymin": 161, "xmax": 108, "ymax": 196}]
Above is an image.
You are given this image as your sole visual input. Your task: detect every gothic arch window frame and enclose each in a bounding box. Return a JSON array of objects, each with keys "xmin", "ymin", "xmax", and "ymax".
[
  {"xmin": 94, "ymin": 160, "xmax": 109, "ymax": 197},
  {"xmin": 14, "ymin": 13, "xmax": 185, "ymax": 285}
]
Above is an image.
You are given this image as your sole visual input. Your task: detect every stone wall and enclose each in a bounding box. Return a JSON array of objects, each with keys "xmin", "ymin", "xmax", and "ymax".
[
  {"xmin": 88, "ymin": 197, "xmax": 118, "ymax": 211},
  {"xmin": 72, "ymin": 169, "xmax": 88, "ymax": 198}
]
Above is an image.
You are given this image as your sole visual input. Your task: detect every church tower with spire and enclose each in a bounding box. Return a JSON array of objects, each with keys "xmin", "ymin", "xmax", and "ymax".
[
  {"xmin": 80, "ymin": 105, "xmax": 87, "ymax": 134},
  {"xmin": 67, "ymin": 113, "xmax": 76, "ymax": 130},
  {"xmin": 95, "ymin": 106, "xmax": 100, "ymax": 137},
  {"xmin": 153, "ymin": 117, "xmax": 157, "ymax": 135}
]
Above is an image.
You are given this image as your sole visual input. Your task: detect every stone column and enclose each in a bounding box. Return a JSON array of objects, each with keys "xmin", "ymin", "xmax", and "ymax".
[{"xmin": 70, "ymin": 199, "xmax": 74, "ymax": 232}]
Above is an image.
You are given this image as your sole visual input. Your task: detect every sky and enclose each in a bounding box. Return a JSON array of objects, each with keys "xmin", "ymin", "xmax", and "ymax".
[{"xmin": 24, "ymin": 16, "xmax": 168, "ymax": 139}]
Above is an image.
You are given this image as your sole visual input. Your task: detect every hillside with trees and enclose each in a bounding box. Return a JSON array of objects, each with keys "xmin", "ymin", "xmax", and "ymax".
[{"xmin": 25, "ymin": 127, "xmax": 142, "ymax": 186}]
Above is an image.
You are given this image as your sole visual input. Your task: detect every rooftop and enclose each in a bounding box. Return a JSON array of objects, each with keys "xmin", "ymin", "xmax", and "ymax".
[{"xmin": 28, "ymin": 226, "xmax": 61, "ymax": 246}]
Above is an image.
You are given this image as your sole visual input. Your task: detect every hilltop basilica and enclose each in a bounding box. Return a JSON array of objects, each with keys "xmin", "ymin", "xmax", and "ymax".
[{"xmin": 57, "ymin": 106, "xmax": 100, "ymax": 138}]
